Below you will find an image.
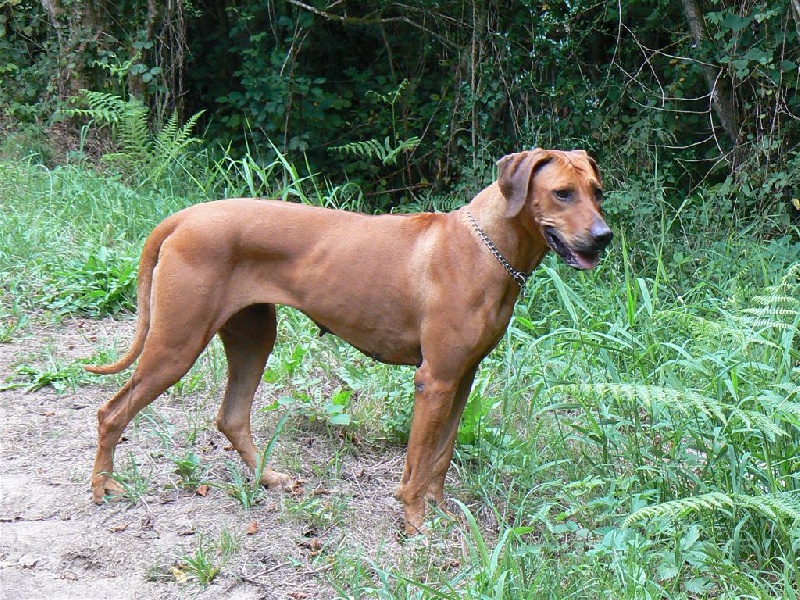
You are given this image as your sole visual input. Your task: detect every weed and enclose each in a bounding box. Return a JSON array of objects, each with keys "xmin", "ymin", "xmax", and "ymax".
[
  {"xmin": 170, "ymin": 339, "xmax": 227, "ymax": 398},
  {"xmin": 337, "ymin": 358, "xmax": 413, "ymax": 440},
  {"xmin": 262, "ymin": 343, "xmax": 308, "ymax": 383},
  {"xmin": 0, "ymin": 297, "xmax": 29, "ymax": 342},
  {"xmin": 217, "ymin": 526, "xmax": 241, "ymax": 558},
  {"xmin": 226, "ymin": 413, "xmax": 289, "ymax": 510},
  {"xmin": 168, "ymin": 451, "xmax": 208, "ymax": 492},
  {"xmin": 107, "ymin": 452, "xmax": 151, "ymax": 505},
  {"xmin": 260, "ymin": 323, "xmax": 356, "ymax": 426},
  {"xmin": 177, "ymin": 535, "xmax": 221, "ymax": 587},
  {"xmin": 143, "ymin": 558, "xmax": 174, "ymax": 583},
  {"xmin": 41, "ymin": 245, "xmax": 138, "ymax": 317},
  {"xmin": 132, "ymin": 407, "xmax": 176, "ymax": 453},
  {"xmin": 1, "ymin": 356, "xmax": 95, "ymax": 393},
  {"xmin": 173, "ymin": 527, "xmax": 240, "ymax": 588},
  {"xmin": 284, "ymin": 492, "xmax": 350, "ymax": 533},
  {"xmin": 264, "ymin": 388, "xmax": 353, "ymax": 427},
  {"xmin": 225, "ymin": 461, "xmax": 263, "ymax": 511}
]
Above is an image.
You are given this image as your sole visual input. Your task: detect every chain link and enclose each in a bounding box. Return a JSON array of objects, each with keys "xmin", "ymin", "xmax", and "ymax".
[{"xmin": 466, "ymin": 211, "xmax": 529, "ymax": 290}]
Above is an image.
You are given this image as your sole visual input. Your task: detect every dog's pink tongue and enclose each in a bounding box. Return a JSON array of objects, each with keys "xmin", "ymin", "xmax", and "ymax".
[{"xmin": 574, "ymin": 252, "xmax": 600, "ymax": 270}]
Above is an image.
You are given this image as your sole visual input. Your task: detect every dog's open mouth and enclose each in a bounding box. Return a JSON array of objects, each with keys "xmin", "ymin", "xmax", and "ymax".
[{"xmin": 543, "ymin": 227, "xmax": 601, "ymax": 270}]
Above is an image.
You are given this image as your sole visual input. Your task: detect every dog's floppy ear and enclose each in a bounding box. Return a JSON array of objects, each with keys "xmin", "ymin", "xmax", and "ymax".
[
  {"xmin": 569, "ymin": 149, "xmax": 602, "ymax": 183},
  {"xmin": 497, "ymin": 148, "xmax": 551, "ymax": 217}
]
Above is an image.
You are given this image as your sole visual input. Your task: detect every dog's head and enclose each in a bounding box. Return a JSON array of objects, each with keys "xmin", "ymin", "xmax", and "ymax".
[{"xmin": 497, "ymin": 148, "xmax": 612, "ymax": 270}]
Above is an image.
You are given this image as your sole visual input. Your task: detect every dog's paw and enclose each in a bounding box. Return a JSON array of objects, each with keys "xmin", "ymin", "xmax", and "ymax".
[
  {"xmin": 91, "ymin": 476, "xmax": 126, "ymax": 504},
  {"xmin": 401, "ymin": 515, "xmax": 429, "ymax": 539},
  {"xmin": 259, "ymin": 468, "xmax": 294, "ymax": 492},
  {"xmin": 399, "ymin": 503, "xmax": 429, "ymax": 538}
]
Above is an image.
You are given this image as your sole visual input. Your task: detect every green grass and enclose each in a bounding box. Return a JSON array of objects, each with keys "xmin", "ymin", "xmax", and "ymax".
[
  {"xmin": 107, "ymin": 452, "xmax": 153, "ymax": 505},
  {"xmin": 1, "ymin": 138, "xmax": 797, "ymax": 598},
  {"xmin": 1, "ymin": 354, "xmax": 95, "ymax": 392},
  {"xmin": 176, "ymin": 529, "xmax": 241, "ymax": 587}
]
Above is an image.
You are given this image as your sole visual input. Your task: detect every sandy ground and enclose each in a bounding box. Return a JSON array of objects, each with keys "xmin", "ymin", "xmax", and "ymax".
[{"xmin": 0, "ymin": 318, "xmax": 443, "ymax": 600}]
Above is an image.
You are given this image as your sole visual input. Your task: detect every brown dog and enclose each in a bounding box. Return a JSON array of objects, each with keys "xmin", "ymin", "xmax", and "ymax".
[{"xmin": 85, "ymin": 148, "xmax": 611, "ymax": 534}]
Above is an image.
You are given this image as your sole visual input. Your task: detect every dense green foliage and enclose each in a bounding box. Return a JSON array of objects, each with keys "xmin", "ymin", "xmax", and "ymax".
[{"xmin": 2, "ymin": 0, "xmax": 799, "ymax": 213}]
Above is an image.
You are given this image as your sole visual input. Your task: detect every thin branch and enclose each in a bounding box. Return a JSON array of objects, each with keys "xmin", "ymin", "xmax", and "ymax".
[{"xmin": 285, "ymin": 0, "xmax": 457, "ymax": 48}]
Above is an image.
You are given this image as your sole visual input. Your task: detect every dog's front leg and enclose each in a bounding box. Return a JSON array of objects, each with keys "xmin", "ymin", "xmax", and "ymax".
[
  {"xmin": 395, "ymin": 362, "xmax": 477, "ymax": 535},
  {"xmin": 423, "ymin": 364, "xmax": 478, "ymax": 506}
]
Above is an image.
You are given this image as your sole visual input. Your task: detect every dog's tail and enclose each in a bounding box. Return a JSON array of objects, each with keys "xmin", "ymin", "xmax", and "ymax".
[{"xmin": 84, "ymin": 218, "xmax": 176, "ymax": 375}]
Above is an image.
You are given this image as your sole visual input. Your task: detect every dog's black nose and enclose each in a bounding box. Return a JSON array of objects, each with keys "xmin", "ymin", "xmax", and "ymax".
[{"xmin": 591, "ymin": 220, "xmax": 613, "ymax": 248}]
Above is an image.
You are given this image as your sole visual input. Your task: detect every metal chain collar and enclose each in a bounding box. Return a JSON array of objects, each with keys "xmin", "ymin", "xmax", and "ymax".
[{"xmin": 466, "ymin": 211, "xmax": 529, "ymax": 290}]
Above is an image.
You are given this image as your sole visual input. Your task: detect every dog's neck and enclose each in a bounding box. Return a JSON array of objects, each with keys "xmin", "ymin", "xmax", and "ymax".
[{"xmin": 462, "ymin": 182, "xmax": 550, "ymax": 279}]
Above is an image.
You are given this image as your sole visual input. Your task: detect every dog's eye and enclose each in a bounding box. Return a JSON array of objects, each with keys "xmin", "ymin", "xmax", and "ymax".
[
  {"xmin": 595, "ymin": 189, "xmax": 604, "ymax": 203},
  {"xmin": 554, "ymin": 189, "xmax": 571, "ymax": 201}
]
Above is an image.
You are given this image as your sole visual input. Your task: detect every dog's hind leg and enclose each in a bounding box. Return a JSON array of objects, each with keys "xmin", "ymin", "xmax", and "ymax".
[
  {"xmin": 216, "ymin": 303, "xmax": 292, "ymax": 490},
  {"xmin": 92, "ymin": 312, "xmax": 212, "ymax": 503}
]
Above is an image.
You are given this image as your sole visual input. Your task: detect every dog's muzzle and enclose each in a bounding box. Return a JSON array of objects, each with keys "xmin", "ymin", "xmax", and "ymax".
[{"xmin": 544, "ymin": 220, "xmax": 613, "ymax": 270}]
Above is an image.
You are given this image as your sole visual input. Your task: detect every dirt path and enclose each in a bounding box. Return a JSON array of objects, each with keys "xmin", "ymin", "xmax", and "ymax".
[{"xmin": 0, "ymin": 319, "xmax": 422, "ymax": 599}]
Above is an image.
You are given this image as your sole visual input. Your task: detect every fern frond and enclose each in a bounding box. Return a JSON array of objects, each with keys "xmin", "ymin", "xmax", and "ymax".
[
  {"xmin": 553, "ymin": 382, "xmax": 794, "ymax": 441},
  {"xmin": 782, "ymin": 382, "xmax": 800, "ymax": 402},
  {"xmin": 623, "ymin": 491, "xmax": 800, "ymax": 527},
  {"xmin": 736, "ymin": 492, "xmax": 800, "ymax": 522},
  {"xmin": 755, "ymin": 392, "xmax": 800, "ymax": 426},
  {"xmin": 689, "ymin": 266, "xmax": 798, "ymax": 356},
  {"xmin": 159, "ymin": 111, "xmax": 180, "ymax": 143},
  {"xmin": 382, "ymin": 136, "xmax": 420, "ymax": 165},
  {"xmin": 550, "ymin": 382, "xmax": 728, "ymax": 424},
  {"xmin": 150, "ymin": 110, "xmax": 204, "ymax": 180},
  {"xmin": 102, "ymin": 97, "xmax": 151, "ymax": 161},
  {"xmin": 725, "ymin": 404, "xmax": 788, "ymax": 441},
  {"xmin": 750, "ymin": 294, "xmax": 799, "ymax": 308},
  {"xmin": 331, "ymin": 135, "xmax": 420, "ymax": 166},
  {"xmin": 737, "ymin": 273, "xmax": 799, "ymax": 355},
  {"xmin": 742, "ymin": 303, "xmax": 799, "ymax": 326},
  {"xmin": 396, "ymin": 194, "xmax": 464, "ymax": 214},
  {"xmin": 623, "ymin": 492, "xmax": 735, "ymax": 526},
  {"xmin": 155, "ymin": 110, "xmax": 204, "ymax": 155},
  {"xmin": 365, "ymin": 78, "xmax": 410, "ymax": 105},
  {"xmin": 739, "ymin": 270, "xmax": 800, "ymax": 329},
  {"xmin": 61, "ymin": 90, "xmax": 130, "ymax": 125},
  {"xmin": 331, "ymin": 139, "xmax": 386, "ymax": 162},
  {"xmin": 63, "ymin": 90, "xmax": 203, "ymax": 184}
]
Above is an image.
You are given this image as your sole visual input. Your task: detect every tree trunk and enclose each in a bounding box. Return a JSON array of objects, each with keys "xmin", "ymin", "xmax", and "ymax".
[
  {"xmin": 38, "ymin": 0, "xmax": 108, "ymax": 98},
  {"xmin": 791, "ymin": 0, "xmax": 800, "ymax": 37},
  {"xmin": 680, "ymin": 0, "xmax": 739, "ymax": 147}
]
